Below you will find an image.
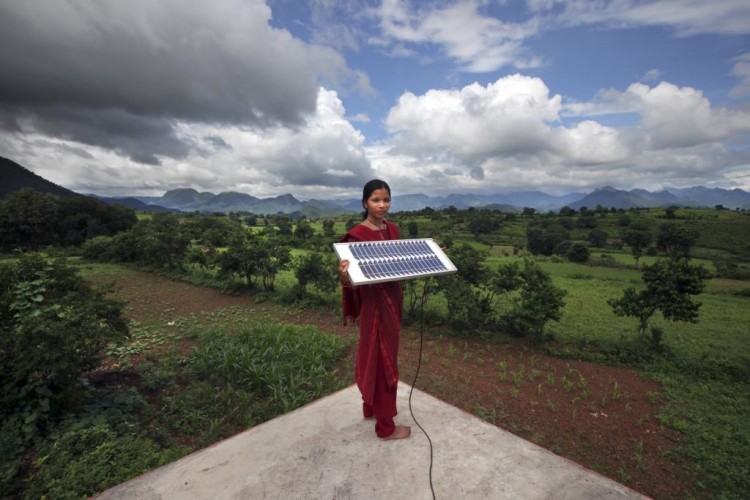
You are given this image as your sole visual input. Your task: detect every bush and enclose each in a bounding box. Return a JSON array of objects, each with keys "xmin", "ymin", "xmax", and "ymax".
[
  {"xmin": 526, "ymin": 222, "xmax": 570, "ymax": 256},
  {"xmin": 24, "ymin": 424, "xmax": 174, "ymax": 500},
  {"xmin": 0, "ymin": 253, "xmax": 129, "ymax": 445},
  {"xmin": 498, "ymin": 259, "xmax": 566, "ymax": 343},
  {"xmin": 293, "ymin": 251, "xmax": 337, "ymax": 295},
  {"xmin": 81, "ymin": 235, "xmax": 116, "ymax": 261},
  {"xmin": 566, "ymin": 242, "xmax": 590, "ymax": 263}
]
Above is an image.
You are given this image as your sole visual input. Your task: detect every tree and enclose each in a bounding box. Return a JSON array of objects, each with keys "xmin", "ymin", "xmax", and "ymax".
[
  {"xmin": 575, "ymin": 215, "xmax": 597, "ymax": 229},
  {"xmin": 272, "ymin": 214, "xmax": 293, "ymax": 235},
  {"xmin": 0, "ymin": 188, "xmax": 60, "ymax": 250},
  {"xmin": 256, "ymin": 237, "xmax": 291, "ymax": 291},
  {"xmin": 566, "ymin": 242, "xmax": 590, "ymax": 263},
  {"xmin": 322, "ymin": 219, "xmax": 335, "ymax": 237},
  {"xmin": 293, "ymin": 251, "xmax": 337, "ymax": 294},
  {"xmin": 438, "ymin": 245, "xmax": 494, "ymax": 333},
  {"xmin": 608, "ymin": 259, "xmax": 711, "ymax": 340},
  {"xmin": 468, "ymin": 211, "xmax": 500, "ymax": 236},
  {"xmin": 588, "ymin": 228, "xmax": 609, "ymax": 248},
  {"xmin": 497, "ymin": 259, "xmax": 566, "ymax": 343},
  {"xmin": 218, "ymin": 232, "xmax": 290, "ymax": 290},
  {"xmin": 407, "ymin": 220, "xmax": 419, "ymax": 238},
  {"xmin": 656, "ymin": 222, "xmax": 700, "ymax": 261},
  {"xmin": 526, "ymin": 221, "xmax": 570, "ymax": 256},
  {"xmin": 294, "ymin": 218, "xmax": 314, "ymax": 239},
  {"xmin": 621, "ymin": 223, "xmax": 652, "ymax": 268},
  {"xmin": 57, "ymin": 196, "xmax": 136, "ymax": 245},
  {"xmin": 133, "ymin": 213, "xmax": 191, "ymax": 269},
  {"xmin": 559, "ymin": 206, "xmax": 576, "ymax": 217},
  {"xmin": 217, "ymin": 231, "xmax": 263, "ymax": 288}
]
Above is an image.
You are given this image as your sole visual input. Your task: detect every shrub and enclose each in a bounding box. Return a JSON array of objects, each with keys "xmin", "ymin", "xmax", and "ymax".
[
  {"xmin": 0, "ymin": 253, "xmax": 129, "ymax": 445},
  {"xmin": 498, "ymin": 259, "xmax": 566, "ymax": 343},
  {"xmin": 566, "ymin": 242, "xmax": 590, "ymax": 263},
  {"xmin": 526, "ymin": 222, "xmax": 570, "ymax": 256},
  {"xmin": 293, "ymin": 251, "xmax": 337, "ymax": 295},
  {"xmin": 24, "ymin": 424, "xmax": 174, "ymax": 500}
]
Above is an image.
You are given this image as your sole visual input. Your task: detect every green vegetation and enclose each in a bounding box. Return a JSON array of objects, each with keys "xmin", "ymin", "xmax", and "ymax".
[
  {"xmin": 2, "ymin": 304, "xmax": 348, "ymax": 498},
  {"xmin": 0, "ymin": 188, "xmax": 136, "ymax": 251},
  {"xmin": 2, "ymin": 199, "xmax": 749, "ymax": 498}
]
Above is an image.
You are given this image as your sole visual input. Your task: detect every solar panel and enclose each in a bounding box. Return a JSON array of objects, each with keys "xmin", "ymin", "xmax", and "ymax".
[{"xmin": 333, "ymin": 238, "xmax": 457, "ymax": 285}]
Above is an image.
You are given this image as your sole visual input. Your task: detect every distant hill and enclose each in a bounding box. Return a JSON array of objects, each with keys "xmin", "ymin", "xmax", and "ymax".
[
  {"xmin": 3, "ymin": 155, "xmax": 750, "ymax": 215},
  {"xmin": 665, "ymin": 186, "xmax": 750, "ymax": 209},
  {"xmin": 570, "ymin": 186, "xmax": 660, "ymax": 209},
  {"xmin": 87, "ymin": 195, "xmax": 179, "ymax": 213},
  {"xmin": 0, "ymin": 155, "xmax": 174, "ymax": 212},
  {"xmin": 569, "ymin": 185, "xmax": 750, "ymax": 210},
  {"xmin": 159, "ymin": 188, "xmax": 217, "ymax": 209},
  {"xmin": 1, "ymin": 156, "xmax": 79, "ymax": 199}
]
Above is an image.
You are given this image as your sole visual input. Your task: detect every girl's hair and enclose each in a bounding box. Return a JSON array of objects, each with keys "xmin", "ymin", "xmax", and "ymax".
[{"xmin": 361, "ymin": 179, "xmax": 391, "ymax": 219}]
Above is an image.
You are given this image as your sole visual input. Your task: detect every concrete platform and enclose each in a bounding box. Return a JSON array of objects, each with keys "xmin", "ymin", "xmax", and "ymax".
[{"xmin": 95, "ymin": 382, "xmax": 647, "ymax": 499}]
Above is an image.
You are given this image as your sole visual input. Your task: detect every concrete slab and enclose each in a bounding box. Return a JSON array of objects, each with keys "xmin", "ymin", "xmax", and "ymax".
[{"xmin": 95, "ymin": 382, "xmax": 647, "ymax": 499}]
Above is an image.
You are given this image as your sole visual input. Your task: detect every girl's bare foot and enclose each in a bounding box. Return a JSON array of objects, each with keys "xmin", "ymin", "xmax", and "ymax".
[{"xmin": 379, "ymin": 425, "xmax": 411, "ymax": 440}]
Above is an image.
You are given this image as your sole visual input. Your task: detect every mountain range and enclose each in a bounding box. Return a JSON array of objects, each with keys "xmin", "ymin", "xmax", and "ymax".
[{"xmin": 3, "ymin": 155, "xmax": 750, "ymax": 215}]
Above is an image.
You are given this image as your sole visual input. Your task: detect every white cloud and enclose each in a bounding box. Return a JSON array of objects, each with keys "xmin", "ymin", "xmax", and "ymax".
[
  {"xmin": 2, "ymin": 88, "xmax": 373, "ymax": 198},
  {"xmin": 730, "ymin": 52, "xmax": 750, "ymax": 98},
  {"xmin": 534, "ymin": 0, "xmax": 750, "ymax": 36},
  {"xmin": 386, "ymin": 74, "xmax": 562, "ymax": 163},
  {"xmin": 348, "ymin": 113, "xmax": 371, "ymax": 123},
  {"xmin": 373, "ymin": 0, "xmax": 538, "ymax": 72},
  {"xmin": 370, "ymin": 75, "xmax": 750, "ymax": 195},
  {"xmin": 623, "ymin": 82, "xmax": 750, "ymax": 148}
]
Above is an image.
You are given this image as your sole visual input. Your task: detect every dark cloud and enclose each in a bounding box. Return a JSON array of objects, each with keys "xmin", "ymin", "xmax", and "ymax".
[
  {"xmin": 0, "ymin": 0, "xmax": 333, "ymax": 164},
  {"xmin": 14, "ymin": 105, "xmax": 190, "ymax": 165},
  {"xmin": 204, "ymin": 135, "xmax": 232, "ymax": 151}
]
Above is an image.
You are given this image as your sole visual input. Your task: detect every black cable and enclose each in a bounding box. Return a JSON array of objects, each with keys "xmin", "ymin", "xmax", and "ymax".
[{"xmin": 408, "ymin": 278, "xmax": 436, "ymax": 500}]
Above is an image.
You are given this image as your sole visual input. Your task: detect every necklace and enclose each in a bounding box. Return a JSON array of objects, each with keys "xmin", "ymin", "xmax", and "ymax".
[{"xmin": 366, "ymin": 217, "xmax": 385, "ymax": 231}]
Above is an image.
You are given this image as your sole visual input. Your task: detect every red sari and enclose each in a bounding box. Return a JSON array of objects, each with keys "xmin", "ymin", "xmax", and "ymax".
[{"xmin": 340, "ymin": 221, "xmax": 403, "ymax": 437}]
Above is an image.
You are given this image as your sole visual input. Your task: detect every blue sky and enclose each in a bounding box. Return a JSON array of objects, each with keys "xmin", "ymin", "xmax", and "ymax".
[{"xmin": 1, "ymin": 0, "xmax": 749, "ymax": 199}]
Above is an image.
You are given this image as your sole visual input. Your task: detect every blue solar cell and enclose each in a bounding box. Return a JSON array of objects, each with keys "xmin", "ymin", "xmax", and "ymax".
[{"xmin": 335, "ymin": 239, "xmax": 456, "ymax": 284}]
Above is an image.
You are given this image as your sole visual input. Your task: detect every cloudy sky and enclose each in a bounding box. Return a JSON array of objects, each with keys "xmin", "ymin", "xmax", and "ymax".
[{"xmin": 1, "ymin": 0, "xmax": 749, "ymax": 199}]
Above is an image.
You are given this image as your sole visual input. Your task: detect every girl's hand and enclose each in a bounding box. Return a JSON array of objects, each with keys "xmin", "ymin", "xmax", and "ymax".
[{"xmin": 339, "ymin": 259, "xmax": 351, "ymax": 284}]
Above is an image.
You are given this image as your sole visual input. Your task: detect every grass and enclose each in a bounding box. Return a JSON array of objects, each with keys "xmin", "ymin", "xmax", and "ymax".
[
  {"xmin": 54, "ymin": 214, "xmax": 750, "ymax": 499},
  {"xmin": 14, "ymin": 283, "xmax": 351, "ymax": 500}
]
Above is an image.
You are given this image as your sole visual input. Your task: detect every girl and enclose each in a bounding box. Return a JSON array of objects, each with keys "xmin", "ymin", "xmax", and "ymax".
[{"xmin": 338, "ymin": 179, "xmax": 410, "ymax": 440}]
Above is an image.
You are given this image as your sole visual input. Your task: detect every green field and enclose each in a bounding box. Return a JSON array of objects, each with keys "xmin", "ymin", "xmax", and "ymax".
[{"xmin": 4, "ymin": 206, "xmax": 750, "ymax": 498}]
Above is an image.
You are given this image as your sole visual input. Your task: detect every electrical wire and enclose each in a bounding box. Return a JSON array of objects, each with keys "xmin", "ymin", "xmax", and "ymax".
[{"xmin": 408, "ymin": 278, "xmax": 436, "ymax": 500}]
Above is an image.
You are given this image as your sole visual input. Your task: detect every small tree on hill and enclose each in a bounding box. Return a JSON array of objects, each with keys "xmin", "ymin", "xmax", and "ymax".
[
  {"xmin": 526, "ymin": 221, "xmax": 570, "ymax": 256},
  {"xmin": 656, "ymin": 222, "xmax": 700, "ymax": 261},
  {"xmin": 588, "ymin": 228, "xmax": 609, "ymax": 248},
  {"xmin": 621, "ymin": 223, "xmax": 652, "ymax": 268},
  {"xmin": 566, "ymin": 242, "xmax": 590, "ymax": 263},
  {"xmin": 608, "ymin": 259, "xmax": 711, "ymax": 344}
]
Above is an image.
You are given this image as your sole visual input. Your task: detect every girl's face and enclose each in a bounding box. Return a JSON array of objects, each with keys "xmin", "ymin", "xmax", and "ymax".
[{"xmin": 364, "ymin": 188, "xmax": 391, "ymax": 220}]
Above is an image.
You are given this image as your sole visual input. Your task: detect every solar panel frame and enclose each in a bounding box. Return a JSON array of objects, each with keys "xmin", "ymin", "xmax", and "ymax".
[{"xmin": 333, "ymin": 238, "xmax": 457, "ymax": 285}]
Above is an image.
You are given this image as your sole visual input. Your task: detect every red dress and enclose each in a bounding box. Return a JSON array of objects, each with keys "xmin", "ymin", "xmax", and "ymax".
[{"xmin": 340, "ymin": 221, "xmax": 403, "ymax": 437}]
